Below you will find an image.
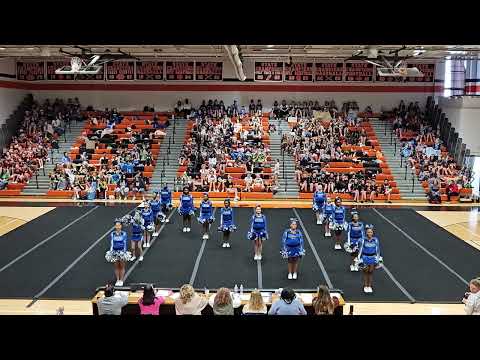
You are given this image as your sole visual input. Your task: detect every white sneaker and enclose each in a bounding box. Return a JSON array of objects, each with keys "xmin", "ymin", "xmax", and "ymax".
[
  {"xmin": 226, "ymin": 243, "xmax": 230, "ymax": 248},
  {"xmin": 288, "ymin": 273, "xmax": 293, "ymax": 279},
  {"xmin": 254, "ymin": 254, "xmax": 258, "ymax": 260},
  {"xmin": 146, "ymin": 243, "xmax": 150, "ymax": 248},
  {"xmin": 350, "ymin": 264, "xmax": 355, "ymax": 272},
  {"xmin": 258, "ymin": 255, "xmax": 262, "ymax": 260},
  {"xmin": 116, "ymin": 280, "xmax": 123, "ymax": 286},
  {"xmin": 316, "ymin": 219, "xmax": 321, "ymax": 225},
  {"xmin": 363, "ymin": 287, "xmax": 369, "ymax": 293},
  {"xmin": 186, "ymin": 227, "xmax": 191, "ymax": 232},
  {"xmin": 153, "ymin": 232, "xmax": 159, "ymax": 237},
  {"xmin": 205, "ymin": 234, "xmax": 209, "ymax": 240},
  {"xmin": 367, "ymin": 287, "xmax": 373, "ymax": 293},
  {"xmin": 325, "ymin": 232, "xmax": 331, "ymax": 237},
  {"xmin": 139, "ymin": 256, "xmax": 143, "ymax": 262},
  {"xmin": 130, "ymin": 256, "xmax": 136, "ymax": 262},
  {"xmin": 354, "ymin": 265, "xmax": 359, "ymax": 272},
  {"xmin": 142, "ymin": 242, "xmax": 147, "ymax": 248},
  {"xmin": 165, "ymin": 218, "xmax": 170, "ymax": 223},
  {"xmin": 182, "ymin": 227, "xmax": 187, "ymax": 233},
  {"xmin": 202, "ymin": 234, "xmax": 208, "ymax": 240},
  {"xmin": 222, "ymin": 243, "xmax": 227, "ymax": 248},
  {"xmin": 334, "ymin": 244, "xmax": 342, "ymax": 250},
  {"xmin": 292, "ymin": 272, "xmax": 297, "ymax": 280}
]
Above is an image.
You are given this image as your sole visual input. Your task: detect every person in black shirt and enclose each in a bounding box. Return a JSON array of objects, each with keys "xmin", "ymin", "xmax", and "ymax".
[
  {"xmin": 255, "ymin": 99, "xmax": 263, "ymax": 116},
  {"xmin": 249, "ymin": 99, "xmax": 256, "ymax": 116}
]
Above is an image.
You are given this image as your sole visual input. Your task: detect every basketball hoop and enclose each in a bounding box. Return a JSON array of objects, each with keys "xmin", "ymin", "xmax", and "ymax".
[{"xmin": 70, "ymin": 57, "xmax": 82, "ymax": 72}]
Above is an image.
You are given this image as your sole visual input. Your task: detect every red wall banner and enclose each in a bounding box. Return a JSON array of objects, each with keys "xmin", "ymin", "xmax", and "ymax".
[
  {"xmin": 106, "ymin": 61, "xmax": 135, "ymax": 81},
  {"xmin": 195, "ymin": 62, "xmax": 223, "ymax": 81},
  {"xmin": 315, "ymin": 62, "xmax": 344, "ymax": 82},
  {"xmin": 284, "ymin": 62, "xmax": 313, "ymax": 82},
  {"xmin": 165, "ymin": 61, "xmax": 194, "ymax": 81},
  {"xmin": 254, "ymin": 62, "xmax": 284, "ymax": 82},
  {"xmin": 406, "ymin": 63, "xmax": 435, "ymax": 82},
  {"xmin": 344, "ymin": 62, "xmax": 374, "ymax": 82},
  {"xmin": 135, "ymin": 61, "xmax": 164, "ymax": 80},
  {"xmin": 16, "ymin": 61, "xmax": 45, "ymax": 81},
  {"xmin": 76, "ymin": 65, "xmax": 105, "ymax": 81},
  {"xmin": 46, "ymin": 60, "xmax": 75, "ymax": 80}
]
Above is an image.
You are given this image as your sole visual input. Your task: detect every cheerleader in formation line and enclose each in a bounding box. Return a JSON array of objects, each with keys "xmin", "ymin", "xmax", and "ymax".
[
  {"xmin": 129, "ymin": 210, "xmax": 144, "ymax": 262},
  {"xmin": 281, "ymin": 218, "xmax": 305, "ymax": 280},
  {"xmin": 160, "ymin": 185, "xmax": 172, "ymax": 223},
  {"xmin": 198, "ymin": 193, "xmax": 215, "ymax": 240},
  {"xmin": 105, "ymin": 220, "xmax": 131, "ymax": 286},
  {"xmin": 141, "ymin": 201, "xmax": 154, "ymax": 248},
  {"xmin": 323, "ymin": 197, "xmax": 335, "ymax": 236},
  {"xmin": 218, "ymin": 198, "xmax": 236, "ymax": 248},
  {"xmin": 248, "ymin": 205, "xmax": 268, "ymax": 261},
  {"xmin": 356, "ymin": 225, "xmax": 383, "ymax": 293},
  {"xmin": 344, "ymin": 210, "xmax": 364, "ymax": 272},
  {"xmin": 331, "ymin": 197, "xmax": 347, "ymax": 250},
  {"xmin": 178, "ymin": 187, "xmax": 195, "ymax": 233},
  {"xmin": 150, "ymin": 192, "xmax": 164, "ymax": 237},
  {"xmin": 312, "ymin": 185, "xmax": 327, "ymax": 225}
]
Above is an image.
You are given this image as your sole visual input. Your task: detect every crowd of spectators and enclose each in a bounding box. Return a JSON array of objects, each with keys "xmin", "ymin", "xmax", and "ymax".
[
  {"xmin": 0, "ymin": 96, "xmax": 81, "ymax": 189},
  {"xmin": 392, "ymin": 100, "xmax": 472, "ymax": 203}
]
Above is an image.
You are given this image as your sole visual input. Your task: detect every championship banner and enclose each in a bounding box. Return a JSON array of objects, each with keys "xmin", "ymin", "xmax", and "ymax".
[
  {"xmin": 76, "ymin": 64, "xmax": 105, "ymax": 81},
  {"xmin": 165, "ymin": 61, "xmax": 194, "ymax": 81},
  {"xmin": 314, "ymin": 62, "xmax": 344, "ymax": 82},
  {"xmin": 106, "ymin": 61, "xmax": 135, "ymax": 81},
  {"xmin": 195, "ymin": 62, "xmax": 223, "ymax": 81},
  {"xmin": 136, "ymin": 61, "xmax": 164, "ymax": 80},
  {"xmin": 254, "ymin": 62, "xmax": 283, "ymax": 81},
  {"xmin": 344, "ymin": 62, "xmax": 374, "ymax": 82},
  {"xmin": 46, "ymin": 60, "xmax": 75, "ymax": 80},
  {"xmin": 284, "ymin": 62, "xmax": 313, "ymax": 82},
  {"xmin": 406, "ymin": 63, "xmax": 435, "ymax": 82},
  {"xmin": 16, "ymin": 61, "xmax": 45, "ymax": 81}
]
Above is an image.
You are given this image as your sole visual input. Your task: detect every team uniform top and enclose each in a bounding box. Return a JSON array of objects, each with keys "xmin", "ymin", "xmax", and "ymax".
[
  {"xmin": 160, "ymin": 189, "xmax": 172, "ymax": 206},
  {"xmin": 345, "ymin": 221, "xmax": 365, "ymax": 252},
  {"xmin": 110, "ymin": 231, "xmax": 128, "ymax": 251},
  {"xmin": 281, "ymin": 229, "xmax": 305, "ymax": 258},
  {"xmin": 248, "ymin": 214, "xmax": 268, "ymax": 240},
  {"xmin": 358, "ymin": 236, "xmax": 381, "ymax": 266},
  {"xmin": 131, "ymin": 219, "xmax": 144, "ymax": 242},
  {"xmin": 141, "ymin": 208, "xmax": 154, "ymax": 226},
  {"xmin": 323, "ymin": 202, "xmax": 335, "ymax": 220},
  {"xmin": 332, "ymin": 206, "xmax": 346, "ymax": 225},
  {"xmin": 219, "ymin": 207, "xmax": 236, "ymax": 231},
  {"xmin": 198, "ymin": 200, "xmax": 214, "ymax": 223},
  {"xmin": 150, "ymin": 199, "xmax": 161, "ymax": 217},
  {"xmin": 178, "ymin": 194, "xmax": 195, "ymax": 215},
  {"xmin": 312, "ymin": 191, "xmax": 327, "ymax": 212}
]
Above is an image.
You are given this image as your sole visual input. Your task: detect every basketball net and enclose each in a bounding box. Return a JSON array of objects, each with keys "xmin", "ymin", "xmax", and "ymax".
[{"xmin": 71, "ymin": 57, "xmax": 82, "ymax": 72}]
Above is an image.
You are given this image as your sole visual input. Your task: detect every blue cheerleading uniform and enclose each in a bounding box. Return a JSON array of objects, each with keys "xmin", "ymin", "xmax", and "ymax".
[
  {"xmin": 160, "ymin": 188, "xmax": 173, "ymax": 210},
  {"xmin": 131, "ymin": 221, "xmax": 144, "ymax": 242},
  {"xmin": 197, "ymin": 200, "xmax": 214, "ymax": 224},
  {"xmin": 150, "ymin": 199, "xmax": 161, "ymax": 219},
  {"xmin": 105, "ymin": 230, "xmax": 131, "ymax": 263},
  {"xmin": 178, "ymin": 194, "xmax": 195, "ymax": 216},
  {"xmin": 219, "ymin": 207, "xmax": 236, "ymax": 232},
  {"xmin": 281, "ymin": 229, "xmax": 305, "ymax": 258},
  {"xmin": 358, "ymin": 236, "xmax": 381, "ymax": 267},
  {"xmin": 345, "ymin": 221, "xmax": 365, "ymax": 253},
  {"xmin": 330, "ymin": 205, "xmax": 347, "ymax": 230},
  {"xmin": 323, "ymin": 203, "xmax": 334, "ymax": 222},
  {"xmin": 248, "ymin": 214, "xmax": 268, "ymax": 241},
  {"xmin": 141, "ymin": 208, "xmax": 154, "ymax": 232},
  {"xmin": 312, "ymin": 191, "xmax": 326, "ymax": 212}
]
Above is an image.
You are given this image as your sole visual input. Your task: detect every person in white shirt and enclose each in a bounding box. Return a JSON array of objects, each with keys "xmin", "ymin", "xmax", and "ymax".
[{"xmin": 463, "ymin": 278, "xmax": 480, "ymax": 315}]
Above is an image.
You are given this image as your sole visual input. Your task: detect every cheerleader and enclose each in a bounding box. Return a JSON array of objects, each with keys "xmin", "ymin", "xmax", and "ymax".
[
  {"xmin": 105, "ymin": 220, "xmax": 131, "ymax": 286},
  {"xmin": 356, "ymin": 225, "xmax": 383, "ymax": 293},
  {"xmin": 344, "ymin": 210, "xmax": 365, "ymax": 271},
  {"xmin": 323, "ymin": 197, "xmax": 335, "ymax": 237},
  {"xmin": 312, "ymin": 185, "xmax": 327, "ymax": 225},
  {"xmin": 141, "ymin": 202, "xmax": 154, "ymax": 248},
  {"xmin": 130, "ymin": 211, "xmax": 144, "ymax": 262},
  {"xmin": 331, "ymin": 197, "xmax": 347, "ymax": 250},
  {"xmin": 150, "ymin": 192, "xmax": 163, "ymax": 236},
  {"xmin": 160, "ymin": 185, "xmax": 172, "ymax": 223},
  {"xmin": 248, "ymin": 205, "xmax": 268, "ymax": 261},
  {"xmin": 197, "ymin": 193, "xmax": 215, "ymax": 240},
  {"xmin": 178, "ymin": 187, "xmax": 195, "ymax": 233},
  {"xmin": 218, "ymin": 198, "xmax": 236, "ymax": 248},
  {"xmin": 281, "ymin": 218, "xmax": 305, "ymax": 280}
]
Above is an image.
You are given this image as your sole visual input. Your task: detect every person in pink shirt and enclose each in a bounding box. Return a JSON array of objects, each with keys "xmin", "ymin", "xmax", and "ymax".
[{"xmin": 138, "ymin": 284, "xmax": 165, "ymax": 315}]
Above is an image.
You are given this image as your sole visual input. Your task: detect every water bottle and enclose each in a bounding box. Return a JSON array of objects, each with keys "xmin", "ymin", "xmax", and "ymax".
[
  {"xmin": 234, "ymin": 284, "xmax": 238, "ymax": 294},
  {"xmin": 239, "ymin": 284, "xmax": 244, "ymax": 295}
]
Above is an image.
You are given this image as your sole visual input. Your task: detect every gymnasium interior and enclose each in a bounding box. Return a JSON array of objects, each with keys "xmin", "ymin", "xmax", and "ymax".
[{"xmin": 0, "ymin": 44, "xmax": 479, "ymax": 316}]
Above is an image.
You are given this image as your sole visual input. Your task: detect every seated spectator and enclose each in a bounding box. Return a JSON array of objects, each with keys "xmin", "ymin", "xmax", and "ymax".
[
  {"xmin": 242, "ymin": 290, "xmax": 267, "ymax": 315},
  {"xmin": 174, "ymin": 284, "xmax": 208, "ymax": 315},
  {"xmin": 248, "ymin": 99, "xmax": 256, "ymax": 116},
  {"xmin": 446, "ymin": 180, "xmax": 459, "ymax": 202},
  {"xmin": 208, "ymin": 287, "xmax": 241, "ymax": 315},
  {"xmin": 268, "ymin": 288, "xmax": 307, "ymax": 315},
  {"xmin": 312, "ymin": 285, "xmax": 335, "ymax": 315},
  {"xmin": 463, "ymin": 278, "xmax": 480, "ymax": 315},
  {"xmin": 138, "ymin": 284, "xmax": 165, "ymax": 315},
  {"xmin": 97, "ymin": 282, "xmax": 129, "ymax": 315}
]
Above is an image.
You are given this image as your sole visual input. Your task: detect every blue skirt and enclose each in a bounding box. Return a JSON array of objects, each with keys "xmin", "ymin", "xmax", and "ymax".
[
  {"xmin": 312, "ymin": 203, "xmax": 324, "ymax": 212},
  {"xmin": 131, "ymin": 233, "xmax": 143, "ymax": 242},
  {"xmin": 361, "ymin": 254, "xmax": 378, "ymax": 266},
  {"xmin": 248, "ymin": 230, "xmax": 268, "ymax": 241},
  {"xmin": 281, "ymin": 245, "xmax": 305, "ymax": 259},
  {"xmin": 218, "ymin": 223, "xmax": 237, "ymax": 232},
  {"xmin": 178, "ymin": 207, "xmax": 195, "ymax": 216}
]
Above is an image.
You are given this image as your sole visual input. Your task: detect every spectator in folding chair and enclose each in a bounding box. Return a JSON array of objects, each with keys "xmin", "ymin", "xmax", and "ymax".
[{"xmin": 381, "ymin": 179, "xmax": 392, "ymax": 203}]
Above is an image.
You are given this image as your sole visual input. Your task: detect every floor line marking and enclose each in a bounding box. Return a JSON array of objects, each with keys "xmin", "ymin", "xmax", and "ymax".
[
  {"xmin": 293, "ymin": 208, "xmax": 333, "ymax": 289},
  {"xmin": 0, "ymin": 206, "xmax": 99, "ymax": 275},
  {"xmin": 123, "ymin": 210, "xmax": 176, "ymax": 282},
  {"xmin": 455, "ymin": 224, "xmax": 480, "ymax": 240},
  {"xmin": 372, "ymin": 208, "xmax": 469, "ymax": 286},
  {"xmin": 189, "ymin": 208, "xmax": 217, "ymax": 286},
  {"xmin": 381, "ymin": 264, "xmax": 416, "ymax": 303}
]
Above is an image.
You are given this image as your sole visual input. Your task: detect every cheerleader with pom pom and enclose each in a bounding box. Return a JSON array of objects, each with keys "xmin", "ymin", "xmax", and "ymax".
[
  {"xmin": 129, "ymin": 211, "xmax": 144, "ymax": 262},
  {"xmin": 281, "ymin": 218, "xmax": 305, "ymax": 280},
  {"xmin": 198, "ymin": 193, "xmax": 215, "ymax": 240},
  {"xmin": 248, "ymin": 205, "xmax": 268, "ymax": 261},
  {"xmin": 160, "ymin": 185, "xmax": 172, "ymax": 223},
  {"xmin": 344, "ymin": 210, "xmax": 365, "ymax": 272},
  {"xmin": 323, "ymin": 197, "xmax": 335, "ymax": 237},
  {"xmin": 150, "ymin": 192, "xmax": 163, "ymax": 237},
  {"xmin": 105, "ymin": 220, "xmax": 131, "ymax": 286},
  {"xmin": 141, "ymin": 202, "xmax": 154, "ymax": 248},
  {"xmin": 218, "ymin": 198, "xmax": 236, "ymax": 248},
  {"xmin": 330, "ymin": 197, "xmax": 347, "ymax": 250},
  {"xmin": 312, "ymin": 185, "xmax": 327, "ymax": 225},
  {"xmin": 178, "ymin": 187, "xmax": 195, "ymax": 233},
  {"xmin": 356, "ymin": 225, "xmax": 383, "ymax": 293}
]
